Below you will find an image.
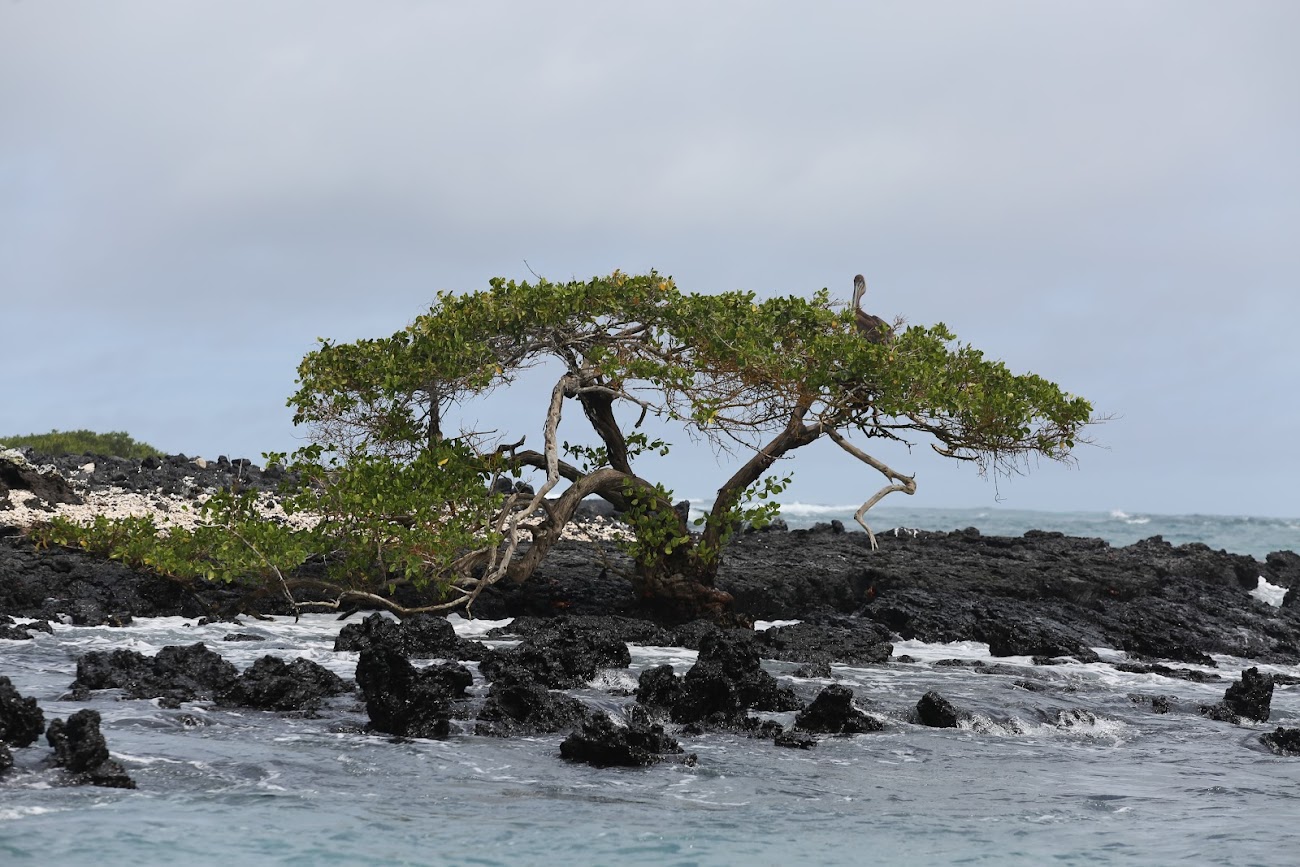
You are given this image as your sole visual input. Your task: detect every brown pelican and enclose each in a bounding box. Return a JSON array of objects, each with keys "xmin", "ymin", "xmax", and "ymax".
[{"xmin": 852, "ymin": 274, "xmax": 893, "ymax": 344}]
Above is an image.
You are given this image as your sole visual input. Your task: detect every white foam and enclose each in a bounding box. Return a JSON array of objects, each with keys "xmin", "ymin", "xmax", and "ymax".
[{"xmin": 1251, "ymin": 576, "xmax": 1288, "ymax": 608}]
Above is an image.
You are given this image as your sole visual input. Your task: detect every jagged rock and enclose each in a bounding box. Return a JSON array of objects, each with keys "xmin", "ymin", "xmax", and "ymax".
[
  {"xmin": 915, "ymin": 691, "xmax": 965, "ymax": 728},
  {"xmin": 0, "ymin": 452, "xmax": 83, "ymax": 510},
  {"xmin": 475, "ymin": 670, "xmax": 591, "ymax": 737},
  {"xmin": 635, "ymin": 665, "xmax": 683, "ymax": 711},
  {"xmin": 756, "ymin": 619, "xmax": 893, "ymax": 666},
  {"xmin": 0, "ymin": 676, "xmax": 45, "ymax": 747},
  {"xmin": 222, "ymin": 633, "xmax": 264, "ymax": 642},
  {"xmin": 218, "ymin": 656, "xmax": 351, "ymax": 712},
  {"xmin": 774, "ymin": 729, "xmax": 817, "ymax": 749},
  {"xmin": 559, "ymin": 712, "xmax": 694, "ymax": 767},
  {"xmin": 1200, "ymin": 666, "xmax": 1274, "ymax": 723},
  {"xmin": 334, "ymin": 612, "xmax": 484, "ymax": 660},
  {"xmin": 71, "ymin": 643, "xmax": 240, "ymax": 707},
  {"xmin": 794, "ymin": 684, "xmax": 882, "ymax": 734},
  {"xmin": 0, "ymin": 741, "xmax": 11, "ymax": 773},
  {"xmin": 46, "ymin": 709, "xmax": 135, "ymax": 788},
  {"xmin": 490, "ymin": 614, "xmax": 676, "ymax": 648},
  {"xmin": 1261, "ymin": 727, "xmax": 1300, "ymax": 756},
  {"xmin": 479, "ymin": 619, "xmax": 630, "ymax": 689},
  {"xmin": 792, "ymin": 661, "xmax": 832, "ymax": 679},
  {"xmin": 663, "ymin": 629, "xmax": 801, "ymax": 726},
  {"xmin": 975, "ymin": 618, "xmax": 1100, "ymax": 663},
  {"xmin": 355, "ymin": 646, "xmax": 471, "ymax": 739},
  {"xmin": 1114, "ymin": 662, "xmax": 1221, "ymax": 682}
]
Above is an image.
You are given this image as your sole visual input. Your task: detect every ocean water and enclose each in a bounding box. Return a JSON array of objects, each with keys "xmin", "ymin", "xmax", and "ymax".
[
  {"xmin": 752, "ymin": 503, "xmax": 1300, "ymax": 559},
  {"xmin": 3, "ymin": 511, "xmax": 1300, "ymax": 866}
]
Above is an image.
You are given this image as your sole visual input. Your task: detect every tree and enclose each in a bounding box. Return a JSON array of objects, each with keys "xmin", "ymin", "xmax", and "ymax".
[{"xmin": 280, "ymin": 270, "xmax": 1093, "ymax": 621}]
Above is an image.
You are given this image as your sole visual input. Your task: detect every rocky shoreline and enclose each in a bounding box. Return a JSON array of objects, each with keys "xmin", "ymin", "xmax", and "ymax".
[{"xmin": 5, "ymin": 448, "xmax": 1300, "ymax": 784}]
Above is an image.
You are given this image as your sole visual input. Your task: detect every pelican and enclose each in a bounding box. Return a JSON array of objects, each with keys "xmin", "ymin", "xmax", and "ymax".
[{"xmin": 852, "ymin": 274, "xmax": 893, "ymax": 344}]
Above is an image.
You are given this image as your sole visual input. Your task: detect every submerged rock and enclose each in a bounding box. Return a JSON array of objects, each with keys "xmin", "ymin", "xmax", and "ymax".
[
  {"xmin": 560, "ymin": 712, "xmax": 694, "ymax": 768},
  {"xmin": 794, "ymin": 684, "xmax": 882, "ymax": 734},
  {"xmin": 46, "ymin": 709, "xmax": 135, "ymax": 788},
  {"xmin": 0, "ymin": 676, "xmax": 45, "ymax": 747}
]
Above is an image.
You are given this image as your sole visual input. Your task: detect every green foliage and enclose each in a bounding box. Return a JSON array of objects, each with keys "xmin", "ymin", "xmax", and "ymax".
[
  {"xmin": 1, "ymin": 430, "xmax": 163, "ymax": 460},
  {"xmin": 33, "ymin": 270, "xmax": 1095, "ymax": 618}
]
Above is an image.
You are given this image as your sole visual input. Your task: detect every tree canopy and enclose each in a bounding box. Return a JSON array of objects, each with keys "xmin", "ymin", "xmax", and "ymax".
[{"xmin": 38, "ymin": 271, "xmax": 1093, "ymax": 622}]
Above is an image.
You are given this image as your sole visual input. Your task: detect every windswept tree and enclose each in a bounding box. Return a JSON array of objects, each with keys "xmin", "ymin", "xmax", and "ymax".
[{"xmin": 281, "ymin": 270, "xmax": 1093, "ymax": 621}]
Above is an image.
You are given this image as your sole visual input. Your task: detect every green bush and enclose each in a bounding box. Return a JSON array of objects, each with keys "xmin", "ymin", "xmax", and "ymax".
[{"xmin": 0, "ymin": 429, "xmax": 164, "ymax": 460}]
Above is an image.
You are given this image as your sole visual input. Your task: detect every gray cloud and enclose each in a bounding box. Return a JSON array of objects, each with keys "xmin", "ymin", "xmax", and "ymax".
[{"xmin": 3, "ymin": 1, "xmax": 1297, "ymax": 515}]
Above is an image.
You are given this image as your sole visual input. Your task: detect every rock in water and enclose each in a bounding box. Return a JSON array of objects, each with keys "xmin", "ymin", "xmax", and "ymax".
[
  {"xmin": 46, "ymin": 709, "xmax": 136, "ymax": 788},
  {"xmin": 915, "ymin": 691, "xmax": 965, "ymax": 728},
  {"xmin": 1261, "ymin": 727, "xmax": 1300, "ymax": 756},
  {"xmin": 559, "ymin": 713, "xmax": 694, "ymax": 768},
  {"xmin": 355, "ymin": 646, "xmax": 471, "ymax": 739},
  {"xmin": 794, "ymin": 684, "xmax": 882, "ymax": 734},
  {"xmin": 475, "ymin": 671, "xmax": 590, "ymax": 737},
  {"xmin": 0, "ymin": 676, "xmax": 45, "ymax": 747},
  {"xmin": 1201, "ymin": 666, "xmax": 1274, "ymax": 723},
  {"xmin": 218, "ymin": 656, "xmax": 351, "ymax": 712}
]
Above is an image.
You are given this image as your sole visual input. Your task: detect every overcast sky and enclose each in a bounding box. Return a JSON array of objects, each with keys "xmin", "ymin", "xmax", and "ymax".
[{"xmin": 3, "ymin": 2, "xmax": 1297, "ymax": 518}]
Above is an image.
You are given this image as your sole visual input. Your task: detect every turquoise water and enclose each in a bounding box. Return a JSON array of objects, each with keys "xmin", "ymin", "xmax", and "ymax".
[{"xmin": 3, "ymin": 510, "xmax": 1300, "ymax": 865}]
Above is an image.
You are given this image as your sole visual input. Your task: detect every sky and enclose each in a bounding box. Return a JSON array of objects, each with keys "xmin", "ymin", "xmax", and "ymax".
[{"xmin": 3, "ymin": 1, "xmax": 1298, "ymax": 518}]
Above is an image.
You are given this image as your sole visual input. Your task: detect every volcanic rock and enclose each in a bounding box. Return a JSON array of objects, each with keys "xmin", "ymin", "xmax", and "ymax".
[
  {"xmin": 355, "ymin": 646, "xmax": 471, "ymax": 739},
  {"xmin": 1200, "ymin": 666, "xmax": 1274, "ymax": 723},
  {"xmin": 475, "ymin": 671, "xmax": 591, "ymax": 737},
  {"xmin": 1261, "ymin": 727, "xmax": 1300, "ymax": 756},
  {"xmin": 559, "ymin": 712, "xmax": 694, "ymax": 768},
  {"xmin": 46, "ymin": 709, "xmax": 135, "ymax": 788},
  {"xmin": 218, "ymin": 656, "xmax": 351, "ymax": 712},
  {"xmin": 794, "ymin": 684, "xmax": 882, "ymax": 734},
  {"xmin": 334, "ymin": 612, "xmax": 485, "ymax": 660},
  {"xmin": 915, "ymin": 691, "xmax": 966, "ymax": 728},
  {"xmin": 479, "ymin": 618, "xmax": 631, "ymax": 689},
  {"xmin": 71, "ymin": 642, "xmax": 240, "ymax": 707},
  {"xmin": 0, "ymin": 676, "xmax": 45, "ymax": 747},
  {"xmin": 756, "ymin": 618, "xmax": 893, "ymax": 666}
]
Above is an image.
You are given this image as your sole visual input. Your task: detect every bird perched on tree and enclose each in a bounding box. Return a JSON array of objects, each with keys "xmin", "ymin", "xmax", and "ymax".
[{"xmin": 851, "ymin": 274, "xmax": 893, "ymax": 344}]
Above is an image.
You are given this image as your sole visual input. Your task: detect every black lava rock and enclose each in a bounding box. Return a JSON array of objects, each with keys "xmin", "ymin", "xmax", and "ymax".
[
  {"xmin": 1261, "ymin": 727, "xmax": 1300, "ymax": 756},
  {"xmin": 756, "ymin": 619, "xmax": 893, "ymax": 666},
  {"xmin": 559, "ymin": 713, "xmax": 694, "ymax": 768},
  {"xmin": 794, "ymin": 684, "xmax": 882, "ymax": 734},
  {"xmin": 475, "ymin": 672, "xmax": 591, "ymax": 737},
  {"xmin": 218, "ymin": 656, "xmax": 351, "ymax": 712},
  {"xmin": 335, "ymin": 612, "xmax": 483, "ymax": 660},
  {"xmin": 915, "ymin": 691, "xmax": 965, "ymax": 728},
  {"xmin": 71, "ymin": 643, "xmax": 240, "ymax": 707},
  {"xmin": 355, "ymin": 646, "xmax": 471, "ymax": 739},
  {"xmin": 46, "ymin": 709, "xmax": 135, "ymax": 788},
  {"xmin": 1201, "ymin": 667, "xmax": 1274, "ymax": 723},
  {"xmin": 0, "ymin": 676, "xmax": 45, "ymax": 747},
  {"xmin": 665, "ymin": 629, "xmax": 802, "ymax": 727},
  {"xmin": 479, "ymin": 619, "xmax": 631, "ymax": 689}
]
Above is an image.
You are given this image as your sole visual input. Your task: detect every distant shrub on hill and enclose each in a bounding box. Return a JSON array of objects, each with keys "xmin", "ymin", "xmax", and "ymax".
[{"xmin": 0, "ymin": 429, "xmax": 164, "ymax": 460}]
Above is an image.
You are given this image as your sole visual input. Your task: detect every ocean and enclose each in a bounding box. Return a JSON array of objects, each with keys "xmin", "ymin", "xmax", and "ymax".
[
  {"xmin": 3, "ymin": 508, "xmax": 1300, "ymax": 866},
  {"xmin": 758, "ymin": 503, "xmax": 1300, "ymax": 560}
]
